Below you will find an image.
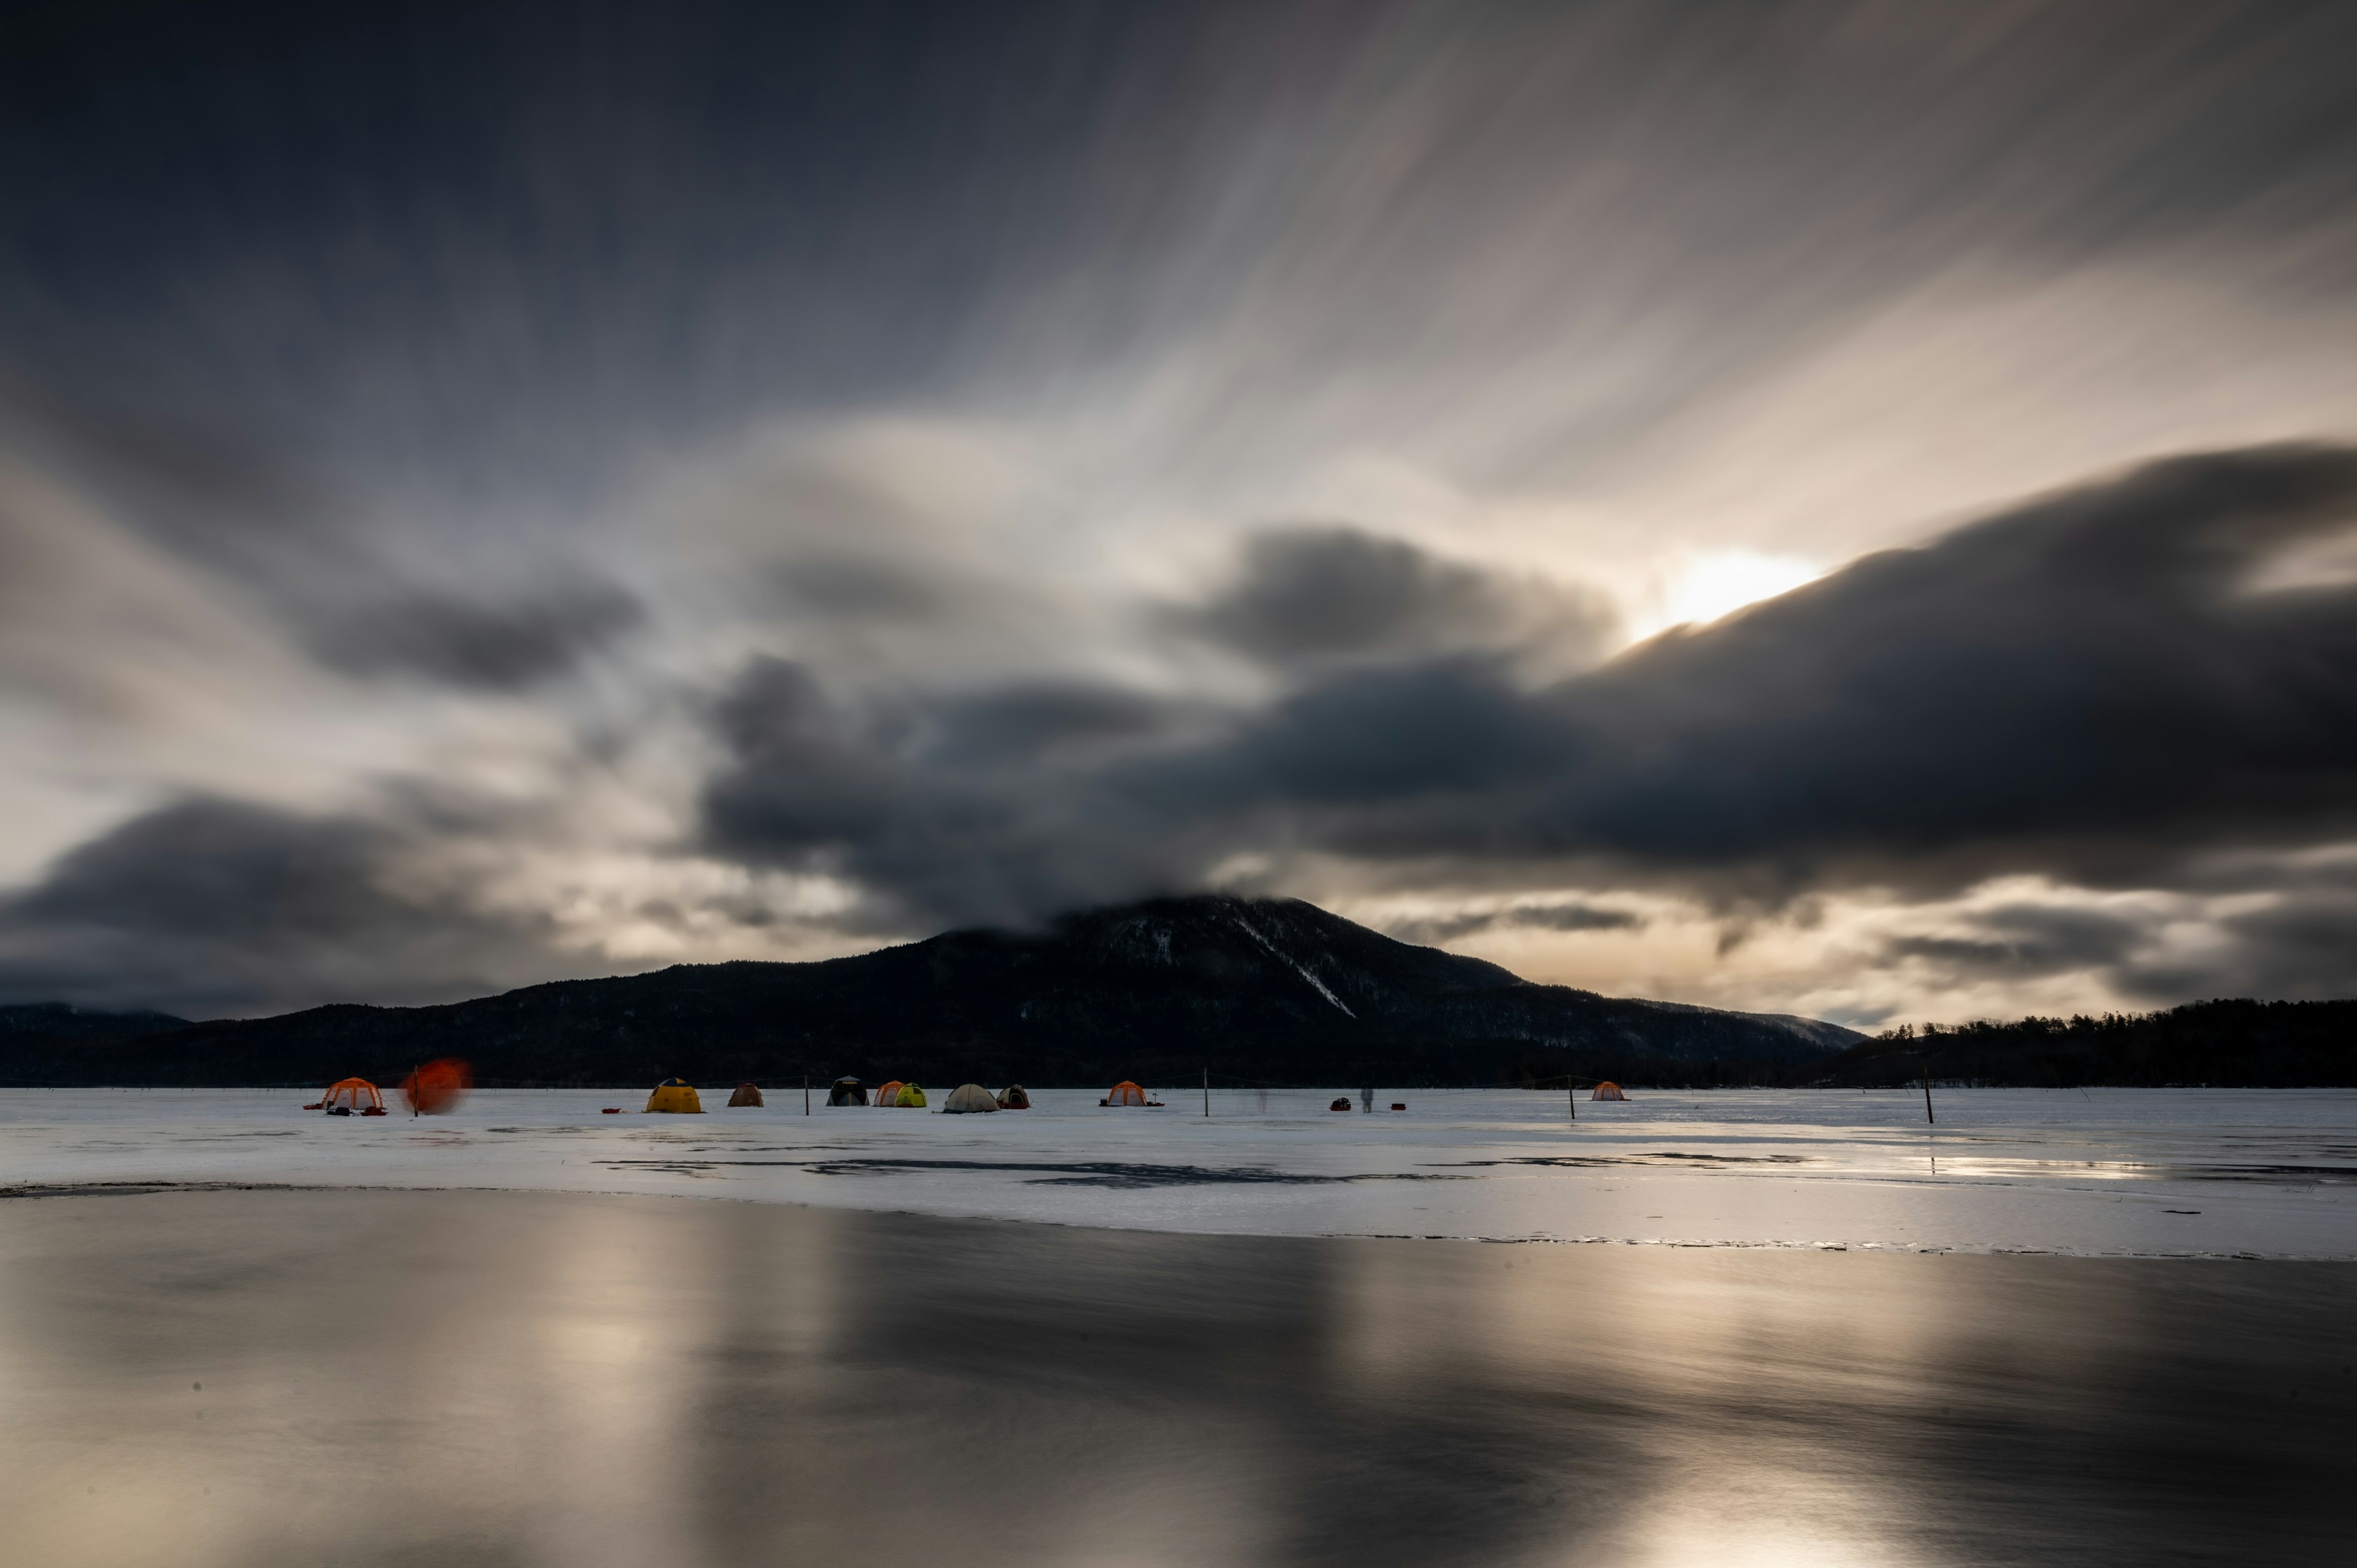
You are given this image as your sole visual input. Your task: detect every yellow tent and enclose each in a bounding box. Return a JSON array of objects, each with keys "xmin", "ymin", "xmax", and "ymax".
[
  {"xmin": 646, "ymin": 1078, "xmax": 704, "ymax": 1113},
  {"xmin": 891, "ymin": 1082, "xmax": 927, "ymax": 1108}
]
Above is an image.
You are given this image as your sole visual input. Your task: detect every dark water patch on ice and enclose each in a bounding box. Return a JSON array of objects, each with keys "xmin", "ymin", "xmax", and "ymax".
[
  {"xmin": 2178, "ymin": 1162, "xmax": 2357, "ymax": 1185},
  {"xmin": 0, "ymin": 1179, "xmax": 316, "ymax": 1200},
  {"xmin": 595, "ymin": 1156, "xmax": 1470, "ymax": 1189},
  {"xmin": 157, "ymin": 1130, "xmax": 306, "ymax": 1141},
  {"xmin": 1440, "ymin": 1151, "xmax": 1811, "ymax": 1169}
]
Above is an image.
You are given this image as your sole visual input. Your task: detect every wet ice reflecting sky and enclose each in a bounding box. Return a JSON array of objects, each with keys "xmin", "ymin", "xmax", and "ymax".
[{"xmin": 0, "ymin": 1189, "xmax": 2347, "ymax": 1567}]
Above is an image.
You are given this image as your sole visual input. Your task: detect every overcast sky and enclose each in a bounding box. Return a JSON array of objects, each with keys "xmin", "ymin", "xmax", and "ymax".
[{"xmin": 3, "ymin": 0, "xmax": 2355, "ymax": 1023}]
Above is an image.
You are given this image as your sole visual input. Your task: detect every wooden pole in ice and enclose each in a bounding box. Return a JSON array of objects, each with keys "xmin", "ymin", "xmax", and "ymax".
[
  {"xmin": 1202, "ymin": 1067, "xmax": 1210, "ymax": 1118},
  {"xmin": 804, "ymin": 1074, "xmax": 810, "ymax": 1116},
  {"xmin": 1920, "ymin": 1062, "xmax": 1935, "ymax": 1125}
]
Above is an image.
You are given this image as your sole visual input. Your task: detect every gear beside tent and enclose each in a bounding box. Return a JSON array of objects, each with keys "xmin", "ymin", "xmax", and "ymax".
[
  {"xmin": 995, "ymin": 1084, "xmax": 1031, "ymax": 1109},
  {"xmin": 1590, "ymin": 1081, "xmax": 1628, "ymax": 1101},
  {"xmin": 942, "ymin": 1083, "xmax": 999, "ymax": 1114},
  {"xmin": 646, "ymin": 1079, "xmax": 704, "ymax": 1113},
  {"xmin": 827, "ymin": 1077, "xmax": 868, "ymax": 1106},
  {"xmin": 726, "ymin": 1083, "xmax": 764, "ymax": 1107},
  {"xmin": 401, "ymin": 1059, "xmax": 471, "ymax": 1116}
]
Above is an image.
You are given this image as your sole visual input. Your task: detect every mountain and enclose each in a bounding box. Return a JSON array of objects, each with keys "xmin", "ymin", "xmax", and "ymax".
[{"xmin": 0, "ymin": 894, "xmax": 1860, "ymax": 1088}]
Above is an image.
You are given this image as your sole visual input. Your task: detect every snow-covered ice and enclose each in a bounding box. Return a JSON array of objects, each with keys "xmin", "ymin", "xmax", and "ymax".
[{"xmin": 3, "ymin": 1084, "xmax": 2351, "ymax": 1257}]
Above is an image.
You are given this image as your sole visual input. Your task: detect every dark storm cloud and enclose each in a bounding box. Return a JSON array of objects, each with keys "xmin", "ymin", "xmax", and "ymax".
[
  {"xmin": 2175, "ymin": 889, "xmax": 2357, "ymax": 1001},
  {"xmin": 307, "ymin": 581, "xmax": 643, "ymax": 690},
  {"xmin": 705, "ymin": 444, "xmax": 2357, "ymax": 938},
  {"xmin": 1, "ymin": 387, "xmax": 640, "ymax": 692},
  {"xmin": 0, "ymin": 0, "xmax": 1374, "ymax": 500},
  {"xmin": 1885, "ymin": 906, "xmax": 2152, "ymax": 980},
  {"xmin": 7, "ymin": 3, "xmax": 2356, "ymax": 506},
  {"xmin": 1174, "ymin": 527, "xmax": 1616, "ymax": 673},
  {"xmin": 0, "ymin": 796, "xmax": 571, "ymax": 1016},
  {"xmin": 1388, "ymin": 902, "xmax": 1644, "ymax": 945},
  {"xmin": 1883, "ymin": 873, "xmax": 2357, "ymax": 1004},
  {"xmin": 2094, "ymin": 853, "xmax": 2357, "ymax": 1002},
  {"xmin": 916, "ymin": 684, "xmax": 1183, "ymax": 770},
  {"xmin": 1157, "ymin": 444, "xmax": 2357, "ymax": 880},
  {"xmin": 702, "ymin": 659, "xmax": 1196, "ymax": 927}
]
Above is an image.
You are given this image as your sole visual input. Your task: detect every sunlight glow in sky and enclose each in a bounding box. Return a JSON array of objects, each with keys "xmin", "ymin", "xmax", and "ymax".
[
  {"xmin": 2, "ymin": 2, "xmax": 2355, "ymax": 1027},
  {"xmin": 1638, "ymin": 550, "xmax": 1827, "ymax": 639}
]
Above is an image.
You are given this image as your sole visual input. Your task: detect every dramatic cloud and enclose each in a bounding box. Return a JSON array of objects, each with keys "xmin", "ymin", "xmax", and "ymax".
[
  {"xmin": 308, "ymin": 582, "xmax": 644, "ymax": 690},
  {"xmin": 1389, "ymin": 902, "xmax": 1646, "ymax": 946},
  {"xmin": 1267, "ymin": 444, "xmax": 2357, "ymax": 882},
  {"xmin": 702, "ymin": 444, "xmax": 2357, "ymax": 961},
  {"xmin": 0, "ymin": 796, "xmax": 575, "ymax": 1014},
  {"xmin": 702, "ymin": 658, "xmax": 1200, "ymax": 929},
  {"xmin": 1174, "ymin": 527, "xmax": 1617, "ymax": 678},
  {"xmin": 4, "ymin": 3, "xmax": 2357, "ymax": 1018}
]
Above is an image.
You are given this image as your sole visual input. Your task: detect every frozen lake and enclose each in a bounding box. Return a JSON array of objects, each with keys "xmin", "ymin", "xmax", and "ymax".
[
  {"xmin": 6, "ymin": 1188, "xmax": 2351, "ymax": 1568},
  {"xmin": 5, "ymin": 1085, "xmax": 2351, "ymax": 1258}
]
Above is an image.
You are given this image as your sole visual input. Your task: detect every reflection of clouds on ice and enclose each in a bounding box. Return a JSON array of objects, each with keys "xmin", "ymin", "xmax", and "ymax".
[{"xmin": 2, "ymin": 1087, "xmax": 2351, "ymax": 1259}]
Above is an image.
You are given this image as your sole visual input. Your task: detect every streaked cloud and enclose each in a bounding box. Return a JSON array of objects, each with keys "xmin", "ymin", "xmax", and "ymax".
[{"xmin": 1, "ymin": 2, "xmax": 2354, "ymax": 1019}]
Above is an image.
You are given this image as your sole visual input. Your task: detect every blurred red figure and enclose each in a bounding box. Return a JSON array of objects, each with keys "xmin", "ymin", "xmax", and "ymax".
[{"xmin": 402, "ymin": 1059, "xmax": 473, "ymax": 1116}]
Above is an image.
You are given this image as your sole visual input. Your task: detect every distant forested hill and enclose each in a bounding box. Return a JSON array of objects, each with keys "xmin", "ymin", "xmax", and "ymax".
[
  {"xmin": 0, "ymin": 895, "xmax": 1854, "ymax": 1088},
  {"xmin": 1816, "ymin": 1000, "xmax": 2357, "ymax": 1087},
  {"xmin": 0, "ymin": 1003, "xmax": 187, "ymax": 1043}
]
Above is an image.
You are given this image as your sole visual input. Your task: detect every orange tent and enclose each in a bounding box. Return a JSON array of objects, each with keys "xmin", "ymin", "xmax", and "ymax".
[
  {"xmin": 872, "ymin": 1080, "xmax": 906, "ymax": 1107},
  {"xmin": 1590, "ymin": 1081, "xmax": 1628, "ymax": 1102},
  {"xmin": 312, "ymin": 1078, "xmax": 386, "ymax": 1115},
  {"xmin": 1101, "ymin": 1081, "xmax": 1148, "ymax": 1106}
]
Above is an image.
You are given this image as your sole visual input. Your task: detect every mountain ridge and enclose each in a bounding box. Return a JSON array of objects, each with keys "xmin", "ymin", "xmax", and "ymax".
[{"xmin": 0, "ymin": 894, "xmax": 1859, "ymax": 1087}]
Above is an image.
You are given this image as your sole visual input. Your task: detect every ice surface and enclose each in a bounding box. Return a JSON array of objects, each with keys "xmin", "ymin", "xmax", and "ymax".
[{"xmin": 3, "ymin": 1085, "xmax": 2351, "ymax": 1257}]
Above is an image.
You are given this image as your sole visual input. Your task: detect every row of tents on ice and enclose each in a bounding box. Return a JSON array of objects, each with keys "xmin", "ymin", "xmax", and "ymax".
[
  {"xmin": 638, "ymin": 1078, "xmax": 1040, "ymax": 1113},
  {"xmin": 308, "ymin": 1075, "xmax": 1613, "ymax": 1117},
  {"xmin": 822, "ymin": 1078, "xmax": 1031, "ymax": 1112},
  {"xmin": 641, "ymin": 1078, "xmax": 1167, "ymax": 1113}
]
